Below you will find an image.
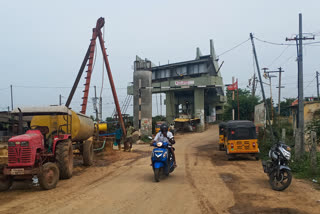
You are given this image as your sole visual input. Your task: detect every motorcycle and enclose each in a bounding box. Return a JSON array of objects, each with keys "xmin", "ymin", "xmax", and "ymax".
[
  {"xmin": 151, "ymin": 141, "xmax": 175, "ymax": 182},
  {"xmin": 262, "ymin": 142, "xmax": 292, "ymax": 191}
]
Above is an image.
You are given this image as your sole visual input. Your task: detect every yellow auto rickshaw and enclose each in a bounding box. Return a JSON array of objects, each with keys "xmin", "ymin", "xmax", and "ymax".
[
  {"xmin": 224, "ymin": 120, "xmax": 259, "ymax": 160},
  {"xmin": 218, "ymin": 122, "xmax": 227, "ymax": 151}
]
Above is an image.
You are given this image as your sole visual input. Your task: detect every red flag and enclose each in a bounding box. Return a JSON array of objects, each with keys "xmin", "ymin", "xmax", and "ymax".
[{"xmin": 227, "ymin": 81, "xmax": 238, "ymax": 91}]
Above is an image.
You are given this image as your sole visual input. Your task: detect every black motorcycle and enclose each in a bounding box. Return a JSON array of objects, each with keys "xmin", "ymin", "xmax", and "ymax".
[{"xmin": 262, "ymin": 142, "xmax": 292, "ymax": 191}]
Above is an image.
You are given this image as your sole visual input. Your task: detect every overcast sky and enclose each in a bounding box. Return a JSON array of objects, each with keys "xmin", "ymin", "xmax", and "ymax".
[{"xmin": 1, "ymin": 0, "xmax": 320, "ymax": 119}]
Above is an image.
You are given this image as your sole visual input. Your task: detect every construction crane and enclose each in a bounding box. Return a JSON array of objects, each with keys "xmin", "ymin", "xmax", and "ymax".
[{"xmin": 65, "ymin": 17, "xmax": 126, "ymax": 135}]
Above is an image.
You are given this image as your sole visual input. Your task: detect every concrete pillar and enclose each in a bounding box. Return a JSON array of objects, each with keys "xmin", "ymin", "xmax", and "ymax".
[
  {"xmin": 166, "ymin": 91, "xmax": 175, "ymax": 124},
  {"xmin": 194, "ymin": 88, "xmax": 205, "ymax": 131},
  {"xmin": 133, "ymin": 59, "xmax": 152, "ymax": 136}
]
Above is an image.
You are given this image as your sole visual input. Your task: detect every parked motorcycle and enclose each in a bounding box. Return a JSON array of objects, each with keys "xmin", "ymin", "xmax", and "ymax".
[
  {"xmin": 262, "ymin": 142, "xmax": 292, "ymax": 191},
  {"xmin": 151, "ymin": 141, "xmax": 175, "ymax": 182}
]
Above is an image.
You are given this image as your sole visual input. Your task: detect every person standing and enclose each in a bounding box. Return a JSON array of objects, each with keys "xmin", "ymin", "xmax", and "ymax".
[
  {"xmin": 124, "ymin": 122, "xmax": 135, "ymax": 152},
  {"xmin": 115, "ymin": 124, "xmax": 123, "ymax": 150}
]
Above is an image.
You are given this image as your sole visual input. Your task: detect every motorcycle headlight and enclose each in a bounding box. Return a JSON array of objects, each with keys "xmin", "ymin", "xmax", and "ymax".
[
  {"xmin": 157, "ymin": 142, "xmax": 163, "ymax": 147},
  {"xmin": 21, "ymin": 141, "xmax": 29, "ymax": 147}
]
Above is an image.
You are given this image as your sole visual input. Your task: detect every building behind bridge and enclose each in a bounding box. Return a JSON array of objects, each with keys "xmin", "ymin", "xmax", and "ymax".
[{"xmin": 127, "ymin": 40, "xmax": 226, "ymax": 135}]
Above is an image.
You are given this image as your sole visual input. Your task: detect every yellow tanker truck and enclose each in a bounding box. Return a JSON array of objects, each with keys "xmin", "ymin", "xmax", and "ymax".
[{"xmin": 0, "ymin": 106, "xmax": 100, "ymax": 190}]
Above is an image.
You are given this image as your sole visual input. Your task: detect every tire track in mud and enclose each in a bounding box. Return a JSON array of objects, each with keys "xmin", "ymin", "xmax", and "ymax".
[
  {"xmin": 184, "ymin": 141, "xmax": 218, "ymax": 214},
  {"xmin": 0, "ymin": 149, "xmax": 150, "ymax": 214},
  {"xmin": 219, "ymin": 173, "xmax": 307, "ymax": 214}
]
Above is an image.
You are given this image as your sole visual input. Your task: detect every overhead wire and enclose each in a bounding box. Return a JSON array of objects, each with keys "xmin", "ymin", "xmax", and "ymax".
[
  {"xmin": 217, "ymin": 38, "xmax": 250, "ymax": 57},
  {"xmin": 254, "ymin": 36, "xmax": 320, "ymax": 46},
  {"xmin": 267, "ymin": 45, "xmax": 291, "ymax": 68}
]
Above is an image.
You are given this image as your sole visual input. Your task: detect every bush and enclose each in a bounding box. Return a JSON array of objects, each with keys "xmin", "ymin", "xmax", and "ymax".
[{"xmin": 290, "ymin": 152, "xmax": 320, "ymax": 181}]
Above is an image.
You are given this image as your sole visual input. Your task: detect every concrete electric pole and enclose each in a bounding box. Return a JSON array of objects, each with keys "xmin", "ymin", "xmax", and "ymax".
[
  {"xmin": 286, "ymin": 13, "xmax": 314, "ymax": 159},
  {"xmin": 250, "ymin": 33, "xmax": 274, "ymax": 141},
  {"xmin": 10, "ymin": 85, "xmax": 13, "ymax": 111},
  {"xmin": 316, "ymin": 71, "xmax": 319, "ymax": 100},
  {"xmin": 264, "ymin": 67, "xmax": 284, "ymax": 116}
]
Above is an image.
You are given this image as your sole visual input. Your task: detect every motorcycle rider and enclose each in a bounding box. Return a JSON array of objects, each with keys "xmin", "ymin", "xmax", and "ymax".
[{"xmin": 152, "ymin": 123, "xmax": 177, "ymax": 167}]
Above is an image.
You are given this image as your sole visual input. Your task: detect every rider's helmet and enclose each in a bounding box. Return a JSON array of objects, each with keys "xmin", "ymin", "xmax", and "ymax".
[{"xmin": 160, "ymin": 123, "xmax": 168, "ymax": 133}]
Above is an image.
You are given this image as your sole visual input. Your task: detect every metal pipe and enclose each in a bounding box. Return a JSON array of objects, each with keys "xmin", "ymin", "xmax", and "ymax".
[
  {"xmin": 97, "ymin": 30, "xmax": 126, "ymax": 136},
  {"xmin": 66, "ymin": 44, "xmax": 91, "ymax": 107}
]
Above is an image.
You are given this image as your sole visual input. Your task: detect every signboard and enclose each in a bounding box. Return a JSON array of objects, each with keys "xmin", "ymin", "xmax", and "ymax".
[
  {"xmin": 175, "ymin": 80, "xmax": 194, "ymax": 86},
  {"xmin": 254, "ymin": 103, "xmax": 266, "ymax": 127}
]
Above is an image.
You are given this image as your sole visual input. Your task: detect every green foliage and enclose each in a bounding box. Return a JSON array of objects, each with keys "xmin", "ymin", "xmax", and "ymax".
[
  {"xmin": 223, "ymin": 88, "xmax": 260, "ymax": 121},
  {"xmin": 290, "ymin": 153, "xmax": 320, "ymax": 181},
  {"xmin": 279, "ymin": 98, "xmax": 296, "ymax": 117}
]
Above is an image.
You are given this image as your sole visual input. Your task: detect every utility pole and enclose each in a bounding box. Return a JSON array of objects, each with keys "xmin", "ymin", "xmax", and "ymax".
[
  {"xmin": 237, "ymin": 78, "xmax": 240, "ymax": 120},
  {"xmin": 10, "ymin": 85, "xmax": 13, "ymax": 110},
  {"xmin": 286, "ymin": 13, "xmax": 314, "ymax": 159},
  {"xmin": 277, "ymin": 67, "xmax": 284, "ymax": 115},
  {"xmin": 316, "ymin": 71, "xmax": 319, "ymax": 100},
  {"xmin": 252, "ymin": 73, "xmax": 256, "ymax": 97},
  {"xmin": 262, "ymin": 68, "xmax": 277, "ymax": 122},
  {"xmin": 99, "ymin": 97, "xmax": 102, "ymax": 121},
  {"xmin": 232, "ymin": 76, "xmax": 235, "ymax": 120},
  {"xmin": 250, "ymin": 33, "xmax": 274, "ymax": 141},
  {"xmin": 94, "ymin": 86, "xmax": 99, "ymax": 121},
  {"xmin": 59, "ymin": 94, "xmax": 62, "ymax": 105},
  {"xmin": 264, "ymin": 67, "xmax": 285, "ymax": 116}
]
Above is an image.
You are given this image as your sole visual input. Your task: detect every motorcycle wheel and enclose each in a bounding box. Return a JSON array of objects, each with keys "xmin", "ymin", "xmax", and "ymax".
[
  {"xmin": 154, "ymin": 168, "xmax": 160, "ymax": 182},
  {"xmin": 269, "ymin": 169, "xmax": 292, "ymax": 191}
]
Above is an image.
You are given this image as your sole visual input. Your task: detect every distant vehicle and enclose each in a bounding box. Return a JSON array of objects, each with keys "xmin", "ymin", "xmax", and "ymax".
[
  {"xmin": 262, "ymin": 142, "xmax": 292, "ymax": 191},
  {"xmin": 150, "ymin": 141, "xmax": 175, "ymax": 182},
  {"xmin": 218, "ymin": 122, "xmax": 227, "ymax": 151},
  {"xmin": 224, "ymin": 120, "xmax": 259, "ymax": 160},
  {"xmin": 155, "ymin": 121, "xmax": 166, "ymax": 134}
]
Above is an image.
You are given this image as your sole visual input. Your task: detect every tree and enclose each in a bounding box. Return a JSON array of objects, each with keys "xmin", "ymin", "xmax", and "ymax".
[
  {"xmin": 279, "ymin": 98, "xmax": 295, "ymax": 117},
  {"xmin": 223, "ymin": 89, "xmax": 260, "ymax": 121}
]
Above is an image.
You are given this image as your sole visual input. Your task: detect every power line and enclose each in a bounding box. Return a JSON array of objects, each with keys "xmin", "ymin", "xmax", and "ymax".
[
  {"xmin": 217, "ymin": 38, "xmax": 250, "ymax": 57},
  {"xmin": 254, "ymin": 36, "xmax": 319, "ymax": 46},
  {"xmin": 0, "ymin": 87, "xmax": 9, "ymax": 91},
  {"xmin": 11, "ymin": 85, "xmax": 128, "ymax": 90},
  {"xmin": 267, "ymin": 45, "xmax": 291, "ymax": 67},
  {"xmin": 303, "ymin": 76, "xmax": 317, "ymax": 90},
  {"xmin": 254, "ymin": 36, "xmax": 295, "ymax": 46}
]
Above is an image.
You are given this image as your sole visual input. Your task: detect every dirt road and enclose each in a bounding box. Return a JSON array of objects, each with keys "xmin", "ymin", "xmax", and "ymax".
[{"xmin": 0, "ymin": 125, "xmax": 319, "ymax": 214}]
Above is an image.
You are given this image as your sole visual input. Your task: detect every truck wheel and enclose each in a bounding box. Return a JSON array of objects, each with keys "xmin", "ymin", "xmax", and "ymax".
[
  {"xmin": 0, "ymin": 174, "xmax": 12, "ymax": 191},
  {"xmin": 83, "ymin": 140, "xmax": 94, "ymax": 166},
  {"xmin": 39, "ymin": 162, "xmax": 59, "ymax": 190},
  {"xmin": 56, "ymin": 139, "xmax": 73, "ymax": 179}
]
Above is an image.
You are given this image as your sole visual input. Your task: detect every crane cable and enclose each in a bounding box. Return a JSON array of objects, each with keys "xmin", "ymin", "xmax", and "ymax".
[{"xmin": 100, "ymin": 24, "xmax": 105, "ymax": 98}]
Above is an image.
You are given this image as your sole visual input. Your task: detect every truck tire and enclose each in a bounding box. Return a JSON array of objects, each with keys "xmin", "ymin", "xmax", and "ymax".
[
  {"xmin": 0, "ymin": 174, "xmax": 12, "ymax": 191},
  {"xmin": 39, "ymin": 162, "xmax": 59, "ymax": 190},
  {"xmin": 56, "ymin": 139, "xmax": 73, "ymax": 179},
  {"xmin": 83, "ymin": 140, "xmax": 94, "ymax": 166}
]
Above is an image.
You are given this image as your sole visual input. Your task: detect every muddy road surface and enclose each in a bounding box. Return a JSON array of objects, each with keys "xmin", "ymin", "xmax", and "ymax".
[{"xmin": 0, "ymin": 125, "xmax": 319, "ymax": 214}]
